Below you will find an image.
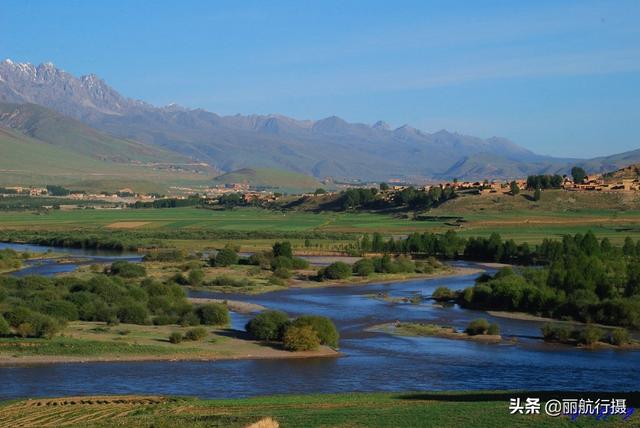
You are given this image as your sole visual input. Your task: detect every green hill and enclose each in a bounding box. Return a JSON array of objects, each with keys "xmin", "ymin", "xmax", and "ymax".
[
  {"xmin": 0, "ymin": 126, "xmax": 212, "ymax": 193},
  {"xmin": 0, "ymin": 102, "xmax": 192, "ymax": 164},
  {"xmin": 212, "ymin": 168, "xmax": 326, "ymax": 193}
]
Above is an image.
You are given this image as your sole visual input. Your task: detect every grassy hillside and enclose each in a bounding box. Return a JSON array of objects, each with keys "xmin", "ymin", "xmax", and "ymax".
[
  {"xmin": 0, "ymin": 127, "xmax": 212, "ymax": 193},
  {"xmin": 0, "ymin": 391, "xmax": 636, "ymax": 427},
  {"xmin": 212, "ymin": 168, "xmax": 326, "ymax": 193},
  {"xmin": 0, "ymin": 103, "xmax": 194, "ymax": 164}
]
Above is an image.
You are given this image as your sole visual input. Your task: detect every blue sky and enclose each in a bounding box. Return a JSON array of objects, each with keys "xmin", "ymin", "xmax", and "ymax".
[{"xmin": 1, "ymin": 0, "xmax": 639, "ymax": 158}]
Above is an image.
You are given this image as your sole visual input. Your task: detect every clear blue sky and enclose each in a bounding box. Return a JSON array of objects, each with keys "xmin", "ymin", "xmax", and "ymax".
[{"xmin": 1, "ymin": 0, "xmax": 639, "ymax": 158}]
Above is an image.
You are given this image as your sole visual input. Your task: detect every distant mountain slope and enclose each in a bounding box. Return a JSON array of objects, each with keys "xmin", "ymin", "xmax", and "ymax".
[
  {"xmin": 0, "ymin": 106, "xmax": 215, "ymax": 192},
  {"xmin": 0, "ymin": 59, "xmax": 553, "ymax": 180},
  {"xmin": 0, "ymin": 102, "xmax": 194, "ymax": 164},
  {"xmin": 212, "ymin": 168, "xmax": 325, "ymax": 193},
  {"xmin": 1, "ymin": 59, "xmax": 638, "ymax": 181}
]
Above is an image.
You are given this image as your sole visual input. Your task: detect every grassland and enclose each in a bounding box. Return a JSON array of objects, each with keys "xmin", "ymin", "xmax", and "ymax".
[
  {"xmin": 0, "ymin": 127, "xmax": 213, "ymax": 193},
  {"xmin": 0, "ymin": 321, "xmax": 337, "ymax": 365},
  {"xmin": 0, "ymin": 391, "xmax": 637, "ymax": 427},
  {"xmin": 2, "ymin": 189, "xmax": 640, "ymax": 247}
]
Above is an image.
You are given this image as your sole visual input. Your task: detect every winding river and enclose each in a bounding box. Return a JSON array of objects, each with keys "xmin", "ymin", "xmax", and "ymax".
[{"xmin": 0, "ymin": 243, "xmax": 638, "ymax": 399}]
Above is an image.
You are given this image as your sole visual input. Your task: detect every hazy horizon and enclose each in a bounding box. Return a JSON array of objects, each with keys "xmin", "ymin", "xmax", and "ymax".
[{"xmin": 2, "ymin": 0, "xmax": 639, "ymax": 158}]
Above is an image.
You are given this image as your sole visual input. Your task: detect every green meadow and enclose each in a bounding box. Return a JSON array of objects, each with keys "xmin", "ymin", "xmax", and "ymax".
[
  {"xmin": 2, "ymin": 204, "xmax": 640, "ymax": 244},
  {"xmin": 0, "ymin": 391, "xmax": 636, "ymax": 427}
]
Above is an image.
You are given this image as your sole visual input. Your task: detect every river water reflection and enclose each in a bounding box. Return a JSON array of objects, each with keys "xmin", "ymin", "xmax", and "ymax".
[{"xmin": 0, "ymin": 244, "xmax": 637, "ymax": 399}]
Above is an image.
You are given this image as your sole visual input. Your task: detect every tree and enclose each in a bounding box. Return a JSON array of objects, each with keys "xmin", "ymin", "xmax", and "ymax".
[
  {"xmin": 283, "ymin": 325, "xmax": 320, "ymax": 351},
  {"xmin": 533, "ymin": 187, "xmax": 541, "ymax": 201},
  {"xmin": 292, "ymin": 315, "xmax": 339, "ymax": 347},
  {"xmin": 571, "ymin": 166, "xmax": 586, "ymax": 184},
  {"xmin": 466, "ymin": 318, "xmax": 490, "ymax": 335},
  {"xmin": 169, "ymin": 331, "xmax": 183, "ymax": 344},
  {"xmin": 509, "ymin": 181, "xmax": 520, "ymax": 195},
  {"xmin": 196, "ymin": 303, "xmax": 229, "ymax": 326},
  {"xmin": 184, "ymin": 327, "xmax": 208, "ymax": 341},
  {"xmin": 109, "ymin": 261, "xmax": 146, "ymax": 278},
  {"xmin": 188, "ymin": 269, "xmax": 205, "ymax": 286},
  {"xmin": 353, "ymin": 258, "xmax": 375, "ymax": 276},
  {"xmin": 272, "ymin": 241, "xmax": 293, "ymax": 259},
  {"xmin": 314, "ymin": 188, "xmax": 326, "ymax": 195},
  {"xmin": 245, "ymin": 310, "xmax": 290, "ymax": 341},
  {"xmin": 212, "ymin": 245, "xmax": 239, "ymax": 267},
  {"xmin": 379, "ymin": 182, "xmax": 389, "ymax": 191},
  {"xmin": 321, "ymin": 262, "xmax": 352, "ymax": 280}
]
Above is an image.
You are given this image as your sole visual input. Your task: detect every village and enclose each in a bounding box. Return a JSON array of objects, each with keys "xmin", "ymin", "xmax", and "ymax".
[{"xmin": 2, "ymin": 168, "xmax": 640, "ymax": 209}]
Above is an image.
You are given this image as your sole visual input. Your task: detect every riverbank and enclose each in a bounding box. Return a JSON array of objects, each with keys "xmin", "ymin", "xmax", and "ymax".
[
  {"xmin": 0, "ymin": 321, "xmax": 338, "ymax": 366},
  {"xmin": 290, "ymin": 265, "xmax": 484, "ymax": 290},
  {"xmin": 187, "ymin": 297, "xmax": 267, "ymax": 314},
  {"xmin": 371, "ymin": 322, "xmax": 504, "ymax": 344},
  {"xmin": 1, "ymin": 391, "xmax": 636, "ymax": 427}
]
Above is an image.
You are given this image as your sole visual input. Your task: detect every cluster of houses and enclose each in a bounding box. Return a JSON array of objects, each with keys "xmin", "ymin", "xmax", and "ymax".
[{"xmin": 386, "ymin": 174, "xmax": 640, "ymax": 195}]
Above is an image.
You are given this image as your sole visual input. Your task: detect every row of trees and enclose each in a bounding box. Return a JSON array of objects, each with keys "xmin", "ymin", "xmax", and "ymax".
[
  {"xmin": 337, "ymin": 186, "xmax": 456, "ymax": 211},
  {"xmin": 456, "ymin": 233, "xmax": 640, "ymax": 328}
]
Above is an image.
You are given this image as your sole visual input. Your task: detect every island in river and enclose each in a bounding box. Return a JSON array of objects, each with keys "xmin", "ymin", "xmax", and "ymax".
[{"xmin": 0, "ymin": 320, "xmax": 338, "ymax": 366}]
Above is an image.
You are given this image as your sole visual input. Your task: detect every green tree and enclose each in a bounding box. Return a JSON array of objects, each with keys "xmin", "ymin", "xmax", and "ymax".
[
  {"xmin": 321, "ymin": 262, "xmax": 352, "ymax": 280},
  {"xmin": 283, "ymin": 325, "xmax": 320, "ymax": 351},
  {"xmin": 379, "ymin": 182, "xmax": 389, "ymax": 191},
  {"xmin": 245, "ymin": 310, "xmax": 290, "ymax": 341},
  {"xmin": 212, "ymin": 245, "xmax": 239, "ymax": 267},
  {"xmin": 273, "ymin": 241, "xmax": 293, "ymax": 259},
  {"xmin": 571, "ymin": 166, "xmax": 586, "ymax": 184},
  {"xmin": 466, "ymin": 318, "xmax": 490, "ymax": 335},
  {"xmin": 292, "ymin": 315, "xmax": 339, "ymax": 347},
  {"xmin": 188, "ymin": 269, "xmax": 205, "ymax": 286},
  {"xmin": 509, "ymin": 181, "xmax": 520, "ymax": 195},
  {"xmin": 196, "ymin": 303, "xmax": 229, "ymax": 326}
]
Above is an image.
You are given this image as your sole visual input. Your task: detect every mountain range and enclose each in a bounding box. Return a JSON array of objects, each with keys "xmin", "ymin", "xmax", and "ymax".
[{"xmin": 1, "ymin": 58, "xmax": 639, "ymax": 182}]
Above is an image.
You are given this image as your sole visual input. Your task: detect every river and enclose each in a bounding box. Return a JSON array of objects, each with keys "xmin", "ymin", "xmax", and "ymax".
[{"xmin": 0, "ymin": 243, "xmax": 638, "ymax": 399}]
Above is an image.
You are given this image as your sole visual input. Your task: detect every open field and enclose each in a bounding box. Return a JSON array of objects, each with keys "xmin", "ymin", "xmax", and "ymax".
[
  {"xmin": 2, "ymin": 189, "xmax": 640, "ymax": 244},
  {"xmin": 0, "ymin": 321, "xmax": 337, "ymax": 365},
  {"xmin": 0, "ymin": 391, "xmax": 637, "ymax": 427}
]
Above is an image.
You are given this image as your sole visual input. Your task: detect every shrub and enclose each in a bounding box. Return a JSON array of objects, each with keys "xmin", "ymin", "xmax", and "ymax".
[
  {"xmin": 196, "ymin": 303, "xmax": 229, "ymax": 326},
  {"xmin": 0, "ymin": 315, "xmax": 9, "ymax": 335},
  {"xmin": 109, "ymin": 261, "xmax": 146, "ymax": 278},
  {"xmin": 466, "ymin": 318, "xmax": 490, "ymax": 335},
  {"xmin": 487, "ymin": 323, "xmax": 500, "ymax": 335},
  {"xmin": 273, "ymin": 267, "xmax": 292, "ymax": 279},
  {"xmin": 179, "ymin": 311, "xmax": 201, "ymax": 327},
  {"xmin": 321, "ymin": 262, "xmax": 352, "ymax": 280},
  {"xmin": 188, "ymin": 269, "xmax": 205, "ymax": 286},
  {"xmin": 212, "ymin": 246, "xmax": 239, "ymax": 267},
  {"xmin": 353, "ymin": 258, "xmax": 375, "ymax": 276},
  {"xmin": 431, "ymin": 287, "xmax": 455, "ymax": 301},
  {"xmin": 580, "ymin": 325, "xmax": 604, "ymax": 346},
  {"xmin": 283, "ymin": 325, "xmax": 320, "ymax": 351},
  {"xmin": 292, "ymin": 315, "xmax": 339, "ymax": 347},
  {"xmin": 184, "ymin": 327, "xmax": 208, "ymax": 341},
  {"xmin": 610, "ymin": 328, "xmax": 631, "ymax": 346},
  {"xmin": 541, "ymin": 323, "xmax": 572, "ymax": 342},
  {"xmin": 245, "ymin": 310, "xmax": 290, "ymax": 341},
  {"xmin": 273, "ymin": 241, "xmax": 293, "ymax": 259},
  {"xmin": 169, "ymin": 331, "xmax": 183, "ymax": 344},
  {"xmin": 116, "ymin": 302, "xmax": 149, "ymax": 324},
  {"xmin": 272, "ymin": 256, "xmax": 293, "ymax": 270},
  {"xmin": 248, "ymin": 252, "xmax": 273, "ymax": 269}
]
